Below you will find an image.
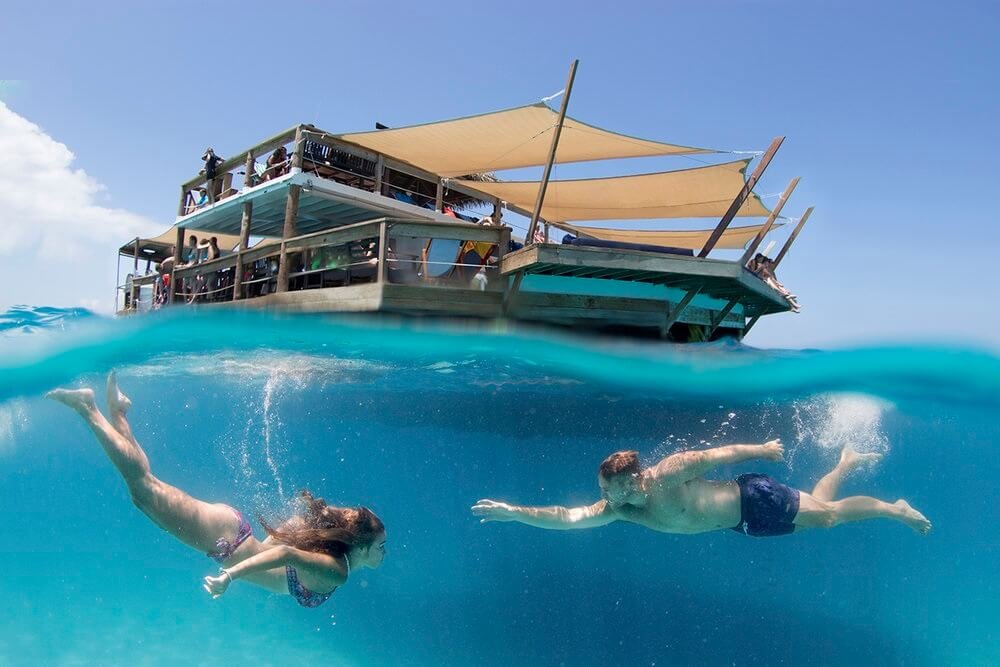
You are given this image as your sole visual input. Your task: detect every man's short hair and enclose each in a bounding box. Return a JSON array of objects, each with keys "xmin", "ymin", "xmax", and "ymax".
[{"xmin": 599, "ymin": 450, "xmax": 641, "ymax": 480}]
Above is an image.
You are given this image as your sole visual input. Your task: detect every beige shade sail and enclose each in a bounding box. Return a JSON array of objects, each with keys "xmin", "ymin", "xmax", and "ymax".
[
  {"xmin": 556, "ymin": 221, "xmax": 782, "ymax": 251},
  {"xmin": 337, "ymin": 103, "xmax": 713, "ymax": 177},
  {"xmin": 454, "ymin": 159, "xmax": 770, "ymax": 222}
]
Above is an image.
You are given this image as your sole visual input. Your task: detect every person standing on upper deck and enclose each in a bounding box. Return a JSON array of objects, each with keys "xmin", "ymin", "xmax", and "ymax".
[{"xmin": 201, "ymin": 147, "xmax": 225, "ymax": 203}]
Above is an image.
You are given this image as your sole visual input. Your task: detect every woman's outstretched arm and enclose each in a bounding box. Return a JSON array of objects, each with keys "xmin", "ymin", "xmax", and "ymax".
[{"xmin": 203, "ymin": 545, "xmax": 345, "ymax": 598}]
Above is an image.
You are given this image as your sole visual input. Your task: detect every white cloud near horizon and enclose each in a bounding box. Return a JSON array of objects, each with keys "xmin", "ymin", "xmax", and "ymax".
[{"xmin": 0, "ymin": 102, "xmax": 159, "ymax": 311}]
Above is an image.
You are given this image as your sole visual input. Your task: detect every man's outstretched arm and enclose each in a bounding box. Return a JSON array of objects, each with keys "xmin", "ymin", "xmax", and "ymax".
[
  {"xmin": 651, "ymin": 439, "xmax": 785, "ymax": 485},
  {"xmin": 471, "ymin": 499, "xmax": 615, "ymax": 530}
]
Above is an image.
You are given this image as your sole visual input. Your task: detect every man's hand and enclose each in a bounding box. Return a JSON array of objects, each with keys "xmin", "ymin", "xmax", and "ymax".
[
  {"xmin": 471, "ymin": 499, "xmax": 519, "ymax": 523},
  {"xmin": 761, "ymin": 439, "xmax": 785, "ymax": 462}
]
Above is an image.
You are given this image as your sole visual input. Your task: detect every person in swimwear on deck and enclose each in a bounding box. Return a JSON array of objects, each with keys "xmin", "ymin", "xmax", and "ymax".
[
  {"xmin": 472, "ymin": 439, "xmax": 931, "ymax": 537},
  {"xmin": 48, "ymin": 373, "xmax": 386, "ymax": 607}
]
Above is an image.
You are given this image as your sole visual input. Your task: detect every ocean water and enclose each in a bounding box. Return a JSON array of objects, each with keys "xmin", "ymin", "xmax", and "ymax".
[{"xmin": 0, "ymin": 306, "xmax": 997, "ymax": 666}]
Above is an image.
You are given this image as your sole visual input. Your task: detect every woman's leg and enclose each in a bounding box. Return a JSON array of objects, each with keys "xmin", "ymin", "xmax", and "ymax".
[
  {"xmin": 811, "ymin": 447, "xmax": 882, "ymax": 502},
  {"xmin": 48, "ymin": 384, "xmax": 241, "ymax": 553},
  {"xmin": 795, "ymin": 491, "xmax": 931, "ymax": 534}
]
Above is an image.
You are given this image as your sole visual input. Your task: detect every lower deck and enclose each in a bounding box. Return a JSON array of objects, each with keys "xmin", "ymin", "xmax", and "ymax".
[{"xmin": 123, "ymin": 216, "xmax": 789, "ymax": 341}]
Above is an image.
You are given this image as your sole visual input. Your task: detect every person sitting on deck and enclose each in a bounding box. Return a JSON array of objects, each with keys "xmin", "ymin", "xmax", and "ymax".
[
  {"xmin": 47, "ymin": 373, "xmax": 387, "ymax": 608},
  {"xmin": 264, "ymin": 146, "xmax": 290, "ymax": 181},
  {"xmin": 472, "ymin": 441, "xmax": 931, "ymax": 538},
  {"xmin": 748, "ymin": 253, "xmax": 801, "ymax": 313}
]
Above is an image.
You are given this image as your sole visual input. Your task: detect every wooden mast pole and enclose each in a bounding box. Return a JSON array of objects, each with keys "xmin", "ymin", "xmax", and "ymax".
[
  {"xmin": 525, "ymin": 59, "xmax": 578, "ymax": 244},
  {"xmin": 740, "ymin": 176, "xmax": 799, "ymax": 265},
  {"xmin": 503, "ymin": 59, "xmax": 579, "ymax": 316},
  {"xmin": 698, "ymin": 136, "xmax": 784, "ymax": 258},
  {"xmin": 772, "ymin": 206, "xmax": 814, "ymax": 268}
]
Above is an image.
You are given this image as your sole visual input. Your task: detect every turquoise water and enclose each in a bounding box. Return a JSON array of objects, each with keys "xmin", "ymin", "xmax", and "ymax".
[{"xmin": 1, "ymin": 307, "xmax": 997, "ymax": 665}]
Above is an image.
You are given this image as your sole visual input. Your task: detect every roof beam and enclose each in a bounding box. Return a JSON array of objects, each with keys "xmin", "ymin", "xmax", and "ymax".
[{"xmin": 698, "ymin": 136, "xmax": 784, "ymax": 257}]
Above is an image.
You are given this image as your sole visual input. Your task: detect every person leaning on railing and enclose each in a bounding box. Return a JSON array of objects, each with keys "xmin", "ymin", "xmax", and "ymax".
[{"xmin": 263, "ymin": 146, "xmax": 290, "ymax": 182}]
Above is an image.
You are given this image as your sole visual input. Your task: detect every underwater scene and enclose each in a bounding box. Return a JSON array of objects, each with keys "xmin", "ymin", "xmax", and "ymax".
[{"xmin": 0, "ymin": 306, "xmax": 997, "ymax": 666}]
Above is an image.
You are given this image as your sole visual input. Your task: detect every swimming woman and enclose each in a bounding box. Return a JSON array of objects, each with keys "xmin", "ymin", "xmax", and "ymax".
[
  {"xmin": 48, "ymin": 373, "xmax": 386, "ymax": 607},
  {"xmin": 472, "ymin": 439, "xmax": 931, "ymax": 537}
]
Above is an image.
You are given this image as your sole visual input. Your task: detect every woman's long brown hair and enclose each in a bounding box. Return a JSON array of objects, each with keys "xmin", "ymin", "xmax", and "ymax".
[{"xmin": 258, "ymin": 490, "xmax": 384, "ymax": 559}]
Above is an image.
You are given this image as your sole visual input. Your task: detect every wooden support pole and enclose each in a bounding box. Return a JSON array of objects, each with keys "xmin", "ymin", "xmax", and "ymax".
[
  {"xmin": 525, "ymin": 59, "xmax": 578, "ymax": 244},
  {"xmin": 290, "ymin": 126, "xmax": 305, "ymax": 173},
  {"xmin": 708, "ymin": 300, "xmax": 740, "ymax": 337},
  {"xmin": 773, "ymin": 206, "xmax": 814, "ymax": 269},
  {"xmin": 131, "ymin": 238, "xmax": 140, "ymax": 310},
  {"xmin": 169, "ymin": 226, "xmax": 185, "ymax": 303},
  {"xmin": 243, "ymin": 151, "xmax": 255, "ymax": 190},
  {"xmin": 740, "ymin": 176, "xmax": 799, "ymax": 265},
  {"xmin": 374, "ymin": 155, "xmax": 384, "ymax": 194},
  {"xmin": 233, "ymin": 200, "xmax": 253, "ymax": 300},
  {"xmin": 661, "ymin": 287, "xmax": 701, "ymax": 338},
  {"xmin": 276, "ymin": 185, "xmax": 302, "ymax": 293},
  {"xmin": 698, "ymin": 136, "xmax": 784, "ymax": 258},
  {"xmin": 435, "ymin": 181, "xmax": 444, "ymax": 213},
  {"xmin": 178, "ymin": 186, "xmax": 187, "ymax": 217},
  {"xmin": 377, "ymin": 221, "xmax": 389, "ymax": 283},
  {"xmin": 492, "ymin": 200, "xmax": 503, "ymax": 226}
]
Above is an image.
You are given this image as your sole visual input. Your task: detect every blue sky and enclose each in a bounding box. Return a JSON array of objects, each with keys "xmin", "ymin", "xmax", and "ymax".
[{"xmin": 1, "ymin": 1, "xmax": 998, "ymax": 348}]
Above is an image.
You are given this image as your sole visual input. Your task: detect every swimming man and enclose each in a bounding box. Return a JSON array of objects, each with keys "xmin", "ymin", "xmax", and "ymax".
[{"xmin": 472, "ymin": 440, "xmax": 931, "ymax": 537}]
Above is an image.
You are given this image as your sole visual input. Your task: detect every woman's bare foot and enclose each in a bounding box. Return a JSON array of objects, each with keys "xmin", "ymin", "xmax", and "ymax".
[
  {"xmin": 839, "ymin": 447, "xmax": 883, "ymax": 472},
  {"xmin": 894, "ymin": 500, "xmax": 932, "ymax": 535},
  {"xmin": 106, "ymin": 371, "xmax": 132, "ymax": 417},
  {"xmin": 47, "ymin": 387, "xmax": 97, "ymax": 414}
]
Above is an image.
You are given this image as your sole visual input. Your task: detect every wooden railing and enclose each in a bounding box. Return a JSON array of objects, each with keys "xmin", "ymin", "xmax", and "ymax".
[{"xmin": 162, "ymin": 218, "xmax": 508, "ymax": 306}]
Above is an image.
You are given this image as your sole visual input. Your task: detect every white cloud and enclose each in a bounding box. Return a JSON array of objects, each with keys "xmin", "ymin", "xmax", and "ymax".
[{"xmin": 0, "ymin": 103, "xmax": 159, "ymax": 310}]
